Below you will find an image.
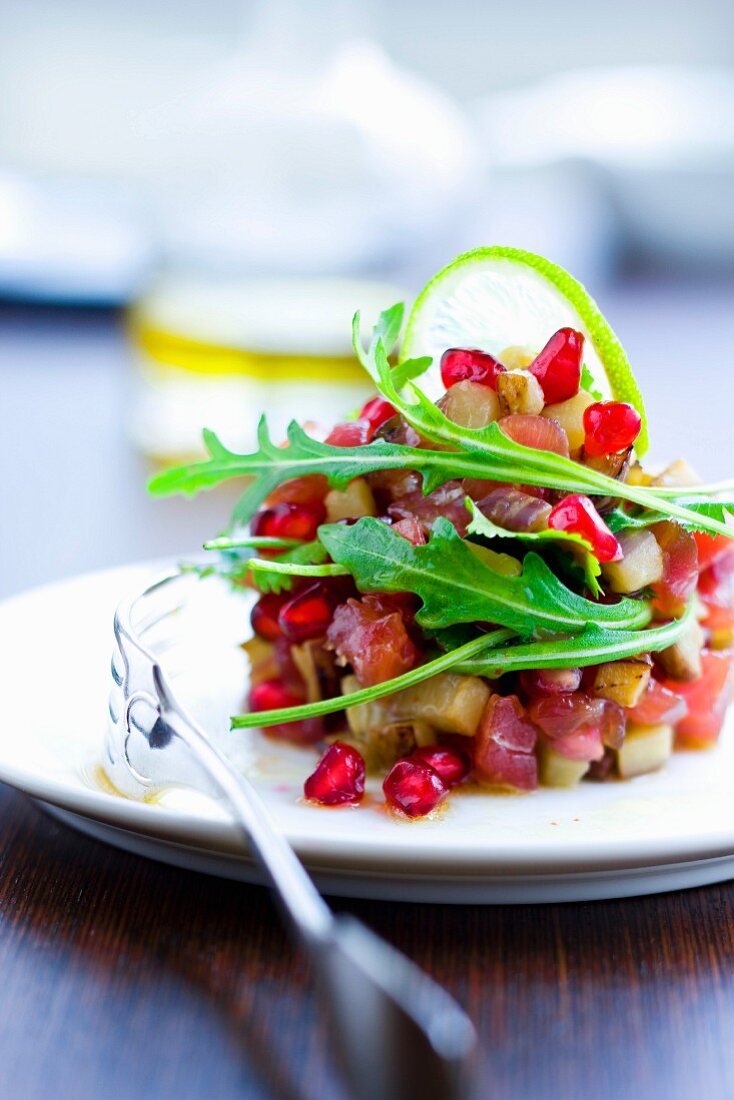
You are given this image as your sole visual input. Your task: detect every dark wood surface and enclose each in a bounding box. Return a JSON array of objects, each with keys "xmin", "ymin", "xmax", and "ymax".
[{"xmin": 0, "ymin": 783, "xmax": 733, "ymax": 1100}]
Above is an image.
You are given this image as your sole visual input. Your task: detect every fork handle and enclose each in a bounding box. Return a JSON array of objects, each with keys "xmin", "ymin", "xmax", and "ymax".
[
  {"xmin": 151, "ymin": 664, "xmax": 333, "ymax": 944},
  {"xmin": 150, "ymin": 663, "xmax": 476, "ymax": 1100}
]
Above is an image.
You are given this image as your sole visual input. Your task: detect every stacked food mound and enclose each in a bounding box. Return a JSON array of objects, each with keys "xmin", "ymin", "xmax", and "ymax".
[{"xmin": 151, "ymin": 248, "xmax": 734, "ymax": 819}]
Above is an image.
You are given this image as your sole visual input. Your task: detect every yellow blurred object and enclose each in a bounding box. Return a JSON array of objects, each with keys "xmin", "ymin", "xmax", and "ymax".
[{"xmin": 127, "ymin": 274, "xmax": 405, "ymax": 461}]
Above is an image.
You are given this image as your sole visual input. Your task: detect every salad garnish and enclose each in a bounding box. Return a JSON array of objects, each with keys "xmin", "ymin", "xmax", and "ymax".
[{"xmin": 150, "ymin": 248, "xmax": 734, "ymax": 817}]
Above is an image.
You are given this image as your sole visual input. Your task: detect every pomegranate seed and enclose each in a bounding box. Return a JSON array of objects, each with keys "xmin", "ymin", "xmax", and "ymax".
[
  {"xmin": 249, "ymin": 678, "xmax": 303, "ymax": 712},
  {"xmin": 519, "ymin": 667, "xmax": 583, "ymax": 696},
  {"xmin": 278, "ymin": 582, "xmax": 333, "ymax": 643},
  {"xmin": 440, "ymin": 348, "xmax": 506, "ymax": 390},
  {"xmin": 528, "ymin": 328, "xmax": 583, "ymax": 403},
  {"xmin": 583, "ymin": 402, "xmax": 641, "ymax": 457},
  {"xmin": 304, "ymin": 742, "xmax": 366, "ymax": 806},
  {"xmin": 383, "ymin": 759, "xmax": 449, "ymax": 818},
  {"xmin": 251, "ymin": 501, "xmax": 324, "ymax": 541},
  {"xmin": 360, "ymin": 396, "xmax": 396, "ymax": 431},
  {"xmin": 326, "ymin": 419, "xmax": 373, "ymax": 447},
  {"xmin": 548, "ymin": 493, "xmax": 622, "ymax": 562},
  {"xmin": 410, "ymin": 746, "xmax": 471, "ymax": 787},
  {"xmin": 248, "ymin": 677, "xmax": 323, "ymax": 743},
  {"xmin": 250, "ymin": 592, "xmax": 287, "ymax": 641},
  {"xmin": 499, "ymin": 414, "xmax": 570, "ymax": 457}
]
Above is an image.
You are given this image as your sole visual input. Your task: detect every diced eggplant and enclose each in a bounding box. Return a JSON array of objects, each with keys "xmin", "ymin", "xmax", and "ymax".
[
  {"xmin": 330, "ymin": 720, "xmax": 432, "ymax": 774},
  {"xmin": 538, "ymin": 743, "xmax": 590, "ymax": 787},
  {"xmin": 593, "ymin": 656, "xmax": 652, "ymax": 707},
  {"xmin": 477, "ymin": 486, "xmax": 552, "ymax": 533},
  {"xmin": 656, "ymin": 619, "xmax": 705, "ymax": 682},
  {"xmin": 374, "ymin": 415, "xmax": 423, "ymax": 448},
  {"xmin": 437, "ymin": 379, "xmax": 501, "ymax": 429},
  {"xmin": 541, "ymin": 390, "xmax": 596, "ymax": 454},
  {"xmin": 584, "ymin": 449, "xmax": 633, "ymax": 513},
  {"xmin": 325, "ymin": 477, "xmax": 377, "ymax": 522},
  {"xmin": 392, "ymin": 673, "xmax": 491, "ymax": 737},
  {"xmin": 601, "ymin": 530, "xmax": 664, "ymax": 593},
  {"xmin": 616, "ymin": 722, "xmax": 673, "ymax": 777},
  {"xmin": 497, "ymin": 370, "xmax": 545, "ymax": 416}
]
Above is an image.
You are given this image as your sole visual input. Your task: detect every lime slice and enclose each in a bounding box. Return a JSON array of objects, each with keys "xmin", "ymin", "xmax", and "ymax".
[{"xmin": 402, "ymin": 246, "xmax": 649, "ymax": 454}]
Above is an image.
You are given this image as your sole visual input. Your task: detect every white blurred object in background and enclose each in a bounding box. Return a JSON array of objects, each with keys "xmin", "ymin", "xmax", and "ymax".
[
  {"xmin": 476, "ymin": 66, "xmax": 734, "ymax": 266},
  {"xmin": 0, "ymin": 171, "xmax": 154, "ymax": 304},
  {"xmin": 0, "ymin": 0, "xmax": 476, "ymax": 300},
  {"xmin": 143, "ymin": 26, "xmax": 475, "ymax": 277}
]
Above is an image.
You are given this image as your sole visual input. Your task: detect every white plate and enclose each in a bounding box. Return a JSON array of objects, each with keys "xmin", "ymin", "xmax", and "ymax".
[{"xmin": 2, "ymin": 563, "xmax": 734, "ymax": 904}]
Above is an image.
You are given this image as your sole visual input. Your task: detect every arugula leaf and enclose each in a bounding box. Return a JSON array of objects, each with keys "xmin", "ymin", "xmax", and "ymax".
[
  {"xmin": 372, "ymin": 301, "xmax": 403, "ymax": 355},
  {"xmin": 605, "ymin": 508, "xmax": 660, "ymax": 533},
  {"xmin": 204, "ymin": 534, "xmax": 302, "ymax": 551},
  {"xmin": 319, "ymin": 516, "xmax": 649, "ymax": 636},
  {"xmin": 246, "ymin": 540, "xmax": 332, "ymax": 594},
  {"xmin": 352, "ymin": 311, "xmax": 734, "ymax": 539},
  {"xmin": 230, "ymin": 610, "xmax": 691, "ymax": 730},
  {"xmin": 391, "ymin": 354, "xmax": 433, "ymax": 390},
  {"xmin": 580, "ymin": 363, "xmax": 603, "ymax": 401},
  {"xmin": 232, "ymin": 627, "xmax": 517, "ymax": 728},
  {"xmin": 670, "ymin": 500, "xmax": 734, "ymax": 533},
  {"xmin": 352, "ymin": 305, "xmax": 432, "ymax": 390},
  {"xmin": 150, "ymin": 308, "xmax": 734, "ymax": 541},
  {"xmin": 465, "ymin": 500, "xmax": 603, "ymax": 597},
  {"xmin": 454, "ymin": 610, "xmax": 693, "ymax": 677},
  {"xmin": 250, "ymin": 556, "xmax": 349, "ymax": 582},
  {"xmin": 607, "ymin": 500, "xmax": 734, "ymax": 537},
  {"xmin": 149, "ymin": 417, "xmax": 424, "ymax": 527}
]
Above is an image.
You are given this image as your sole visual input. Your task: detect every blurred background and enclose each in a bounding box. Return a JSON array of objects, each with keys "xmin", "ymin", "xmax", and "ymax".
[{"xmin": 3, "ymin": 0, "xmax": 734, "ymax": 596}]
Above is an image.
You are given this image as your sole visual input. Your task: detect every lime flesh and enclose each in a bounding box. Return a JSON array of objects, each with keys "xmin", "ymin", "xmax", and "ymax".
[{"xmin": 402, "ymin": 246, "xmax": 648, "ymax": 454}]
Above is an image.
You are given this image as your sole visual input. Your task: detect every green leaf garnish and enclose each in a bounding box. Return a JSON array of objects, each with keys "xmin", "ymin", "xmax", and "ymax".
[
  {"xmin": 245, "ymin": 540, "xmax": 332, "ymax": 594},
  {"xmin": 605, "ymin": 508, "xmax": 660, "ymax": 533},
  {"xmin": 144, "ymin": 257, "xmax": 734, "ymax": 740},
  {"xmin": 465, "ymin": 500, "xmax": 603, "ymax": 597},
  {"xmin": 249, "ymin": 557, "xmax": 349, "ymax": 581},
  {"xmin": 232, "ymin": 627, "xmax": 516, "ymax": 728},
  {"xmin": 204, "ymin": 535, "xmax": 302, "ymax": 551},
  {"xmin": 230, "ymin": 611, "xmax": 691, "ymax": 730},
  {"xmin": 580, "ymin": 363, "xmax": 604, "ymax": 401},
  {"xmin": 148, "ymin": 307, "xmax": 734, "ymax": 541},
  {"xmin": 454, "ymin": 608, "xmax": 694, "ymax": 677},
  {"xmin": 319, "ymin": 516, "xmax": 648, "ymax": 636}
]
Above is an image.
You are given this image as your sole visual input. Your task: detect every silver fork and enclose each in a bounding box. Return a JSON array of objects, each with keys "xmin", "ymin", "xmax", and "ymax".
[{"xmin": 107, "ymin": 571, "xmax": 476, "ymax": 1100}]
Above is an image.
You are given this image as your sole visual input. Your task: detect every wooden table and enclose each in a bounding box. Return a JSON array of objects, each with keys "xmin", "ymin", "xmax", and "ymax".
[{"xmin": 0, "ymin": 783, "xmax": 732, "ymax": 1100}]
